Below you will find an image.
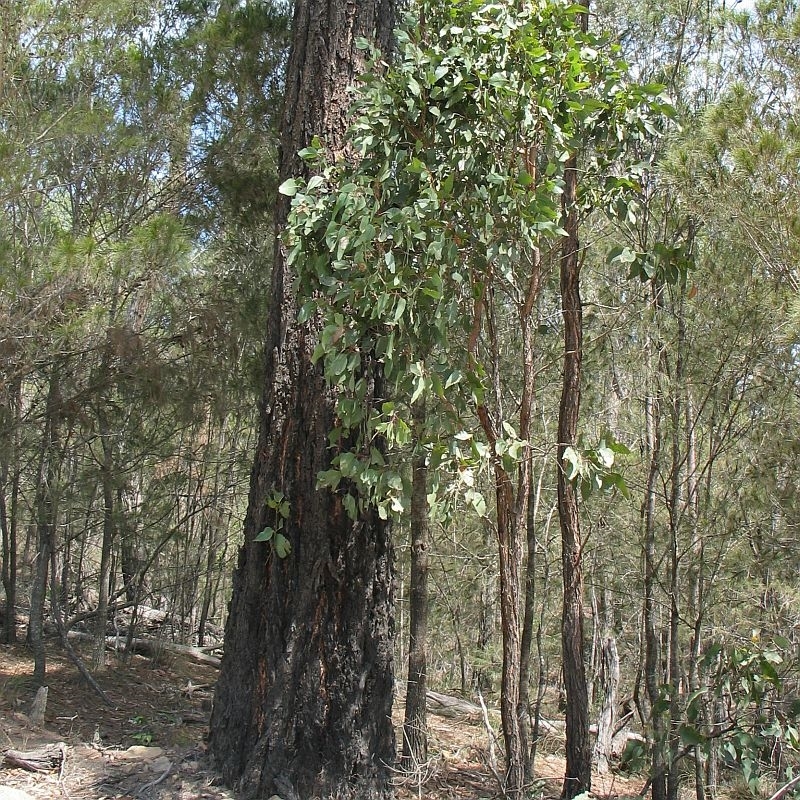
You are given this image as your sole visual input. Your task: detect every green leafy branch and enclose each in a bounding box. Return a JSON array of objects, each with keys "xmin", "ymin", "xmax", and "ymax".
[
  {"xmin": 281, "ymin": 0, "xmax": 670, "ymax": 521},
  {"xmin": 678, "ymin": 640, "xmax": 800, "ymax": 792},
  {"xmin": 562, "ymin": 431, "xmax": 631, "ymax": 500},
  {"xmin": 254, "ymin": 488, "xmax": 292, "ymax": 558},
  {"xmin": 608, "ymin": 239, "xmax": 695, "ymax": 286}
]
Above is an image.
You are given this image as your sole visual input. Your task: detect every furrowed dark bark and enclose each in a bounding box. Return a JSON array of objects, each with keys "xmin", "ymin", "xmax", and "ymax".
[{"xmin": 208, "ymin": 0, "xmax": 396, "ymax": 797}]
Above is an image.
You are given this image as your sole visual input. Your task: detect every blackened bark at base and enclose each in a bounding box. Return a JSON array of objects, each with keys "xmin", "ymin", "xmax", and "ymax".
[
  {"xmin": 0, "ymin": 376, "xmax": 20, "ymax": 644},
  {"xmin": 496, "ymin": 478, "xmax": 524, "ymax": 800},
  {"xmin": 208, "ymin": 328, "xmax": 394, "ymax": 800},
  {"xmin": 518, "ymin": 476, "xmax": 538, "ymax": 781},
  {"xmin": 0, "ymin": 471, "xmax": 18, "ymax": 645},
  {"xmin": 559, "ymin": 504, "xmax": 591, "ymax": 800},
  {"xmin": 210, "ymin": 487, "xmax": 394, "ymax": 800}
]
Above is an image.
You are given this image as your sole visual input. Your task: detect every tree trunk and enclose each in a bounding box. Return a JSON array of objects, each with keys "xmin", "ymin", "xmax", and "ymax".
[
  {"xmin": 120, "ymin": 481, "xmax": 143, "ymax": 604},
  {"xmin": 94, "ymin": 414, "xmax": 115, "ymax": 672},
  {"xmin": 198, "ymin": 424, "xmax": 230, "ymax": 646},
  {"xmin": 401, "ymin": 405, "xmax": 429, "ymax": 771},
  {"xmin": 667, "ymin": 456, "xmax": 682, "ymax": 800},
  {"xmin": 120, "ymin": 536, "xmax": 145, "ymax": 604},
  {"xmin": 0, "ymin": 376, "xmax": 20, "ymax": 643},
  {"xmin": 0, "ymin": 468, "xmax": 16, "ymax": 642},
  {"xmin": 476, "ymin": 366, "xmax": 525, "ymax": 797},
  {"xmin": 519, "ymin": 465, "xmax": 546, "ymax": 780},
  {"xmin": 593, "ymin": 631, "xmax": 619, "ymax": 774},
  {"xmin": 666, "ymin": 288, "xmax": 688, "ymax": 800},
  {"xmin": 496, "ymin": 474, "xmax": 524, "ymax": 800},
  {"xmin": 558, "ymin": 101, "xmax": 591, "ymax": 800},
  {"xmin": 644, "ymin": 386, "xmax": 668, "ymax": 800},
  {"xmin": 474, "ymin": 519, "xmax": 494, "ymax": 696},
  {"xmin": 28, "ymin": 368, "xmax": 62, "ymax": 686},
  {"xmin": 686, "ymin": 388, "xmax": 710, "ymax": 800},
  {"xmin": 473, "ymin": 228, "xmax": 541, "ymax": 800},
  {"xmin": 515, "ymin": 236, "xmax": 542, "ymax": 784},
  {"xmin": 197, "ymin": 514, "xmax": 219, "ymax": 648},
  {"xmin": 519, "ymin": 495, "xmax": 537, "ymax": 782},
  {"xmin": 208, "ymin": 0, "xmax": 396, "ymax": 797}
]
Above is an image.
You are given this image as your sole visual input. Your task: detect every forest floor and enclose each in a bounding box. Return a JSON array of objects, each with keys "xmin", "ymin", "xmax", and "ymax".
[{"xmin": 0, "ymin": 641, "xmax": 647, "ymax": 800}]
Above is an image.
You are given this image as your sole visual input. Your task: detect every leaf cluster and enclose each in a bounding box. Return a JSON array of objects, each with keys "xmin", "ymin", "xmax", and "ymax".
[
  {"xmin": 281, "ymin": 0, "xmax": 670, "ymax": 519},
  {"xmin": 562, "ymin": 430, "xmax": 631, "ymax": 500}
]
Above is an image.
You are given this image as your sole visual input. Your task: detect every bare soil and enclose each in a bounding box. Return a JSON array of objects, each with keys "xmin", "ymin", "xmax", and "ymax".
[{"xmin": 0, "ymin": 641, "xmax": 646, "ymax": 799}]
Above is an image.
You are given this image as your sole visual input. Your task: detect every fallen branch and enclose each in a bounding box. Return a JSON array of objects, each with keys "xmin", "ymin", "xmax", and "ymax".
[
  {"xmin": 117, "ymin": 637, "xmax": 221, "ymax": 668},
  {"xmin": 476, "ymin": 689, "xmax": 502, "ymax": 791},
  {"xmin": 4, "ymin": 742, "xmax": 67, "ymax": 772},
  {"xmin": 767, "ymin": 773, "xmax": 800, "ymax": 800},
  {"xmin": 133, "ymin": 761, "xmax": 172, "ymax": 798},
  {"xmin": 422, "ymin": 689, "xmax": 644, "ymax": 759}
]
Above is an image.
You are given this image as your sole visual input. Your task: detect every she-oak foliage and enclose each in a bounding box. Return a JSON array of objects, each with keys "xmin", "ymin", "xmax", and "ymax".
[{"xmin": 279, "ymin": 0, "xmax": 672, "ymax": 519}]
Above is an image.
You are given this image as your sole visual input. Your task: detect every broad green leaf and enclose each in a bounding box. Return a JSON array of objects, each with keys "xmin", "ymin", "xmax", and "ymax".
[
  {"xmin": 297, "ymin": 301, "xmax": 316, "ymax": 324},
  {"xmin": 254, "ymin": 526, "xmax": 275, "ymax": 543},
  {"xmin": 343, "ymin": 493, "xmax": 357, "ymax": 519},
  {"xmin": 563, "ymin": 446, "xmax": 581, "ymax": 480},
  {"xmin": 445, "ymin": 370, "xmax": 463, "ymax": 389},
  {"xmin": 602, "ymin": 471, "xmax": 630, "ymax": 500},
  {"xmin": 410, "ymin": 374, "xmax": 426, "ymax": 404},
  {"xmin": 597, "ymin": 445, "xmax": 614, "ymax": 468},
  {"xmin": 274, "ymin": 533, "xmax": 292, "ymax": 558},
  {"xmin": 392, "ymin": 296, "xmax": 407, "ymax": 324},
  {"xmin": 317, "ymin": 469, "xmax": 342, "ymax": 489},
  {"xmin": 279, "ymin": 178, "xmax": 300, "ymax": 196}
]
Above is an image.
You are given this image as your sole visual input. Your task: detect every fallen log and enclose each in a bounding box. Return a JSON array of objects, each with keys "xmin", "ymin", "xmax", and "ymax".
[
  {"xmin": 420, "ymin": 689, "xmax": 645, "ymax": 754},
  {"xmin": 116, "ymin": 636, "xmax": 221, "ymax": 668},
  {"xmin": 66, "ymin": 631, "xmax": 221, "ymax": 668},
  {"xmin": 425, "ymin": 691, "xmax": 485, "ymax": 721},
  {"xmin": 3, "ymin": 742, "xmax": 66, "ymax": 773}
]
